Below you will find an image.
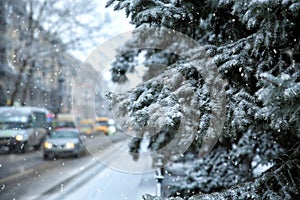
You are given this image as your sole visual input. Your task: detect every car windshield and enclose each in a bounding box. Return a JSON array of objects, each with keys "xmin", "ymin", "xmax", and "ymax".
[
  {"xmin": 56, "ymin": 121, "xmax": 76, "ymax": 128},
  {"xmin": 80, "ymin": 123, "xmax": 93, "ymax": 128},
  {"xmin": 0, "ymin": 112, "xmax": 29, "ymax": 122},
  {"xmin": 50, "ymin": 130, "xmax": 78, "ymax": 138},
  {"xmin": 96, "ymin": 121, "xmax": 108, "ymax": 126},
  {"xmin": 0, "ymin": 112, "xmax": 30, "ymax": 130},
  {"xmin": 0, "ymin": 122, "xmax": 29, "ymax": 129}
]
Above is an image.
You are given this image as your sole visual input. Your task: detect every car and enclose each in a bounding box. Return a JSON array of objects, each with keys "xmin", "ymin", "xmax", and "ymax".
[
  {"xmin": 78, "ymin": 119, "xmax": 94, "ymax": 136},
  {"xmin": 54, "ymin": 113, "xmax": 76, "ymax": 129},
  {"xmin": 0, "ymin": 106, "xmax": 52, "ymax": 153},
  {"xmin": 43, "ymin": 128, "xmax": 85, "ymax": 159},
  {"xmin": 94, "ymin": 117, "xmax": 117, "ymax": 135},
  {"xmin": 94, "ymin": 117, "xmax": 109, "ymax": 135},
  {"xmin": 107, "ymin": 119, "xmax": 117, "ymax": 135},
  {"xmin": 55, "ymin": 121, "xmax": 76, "ymax": 129}
]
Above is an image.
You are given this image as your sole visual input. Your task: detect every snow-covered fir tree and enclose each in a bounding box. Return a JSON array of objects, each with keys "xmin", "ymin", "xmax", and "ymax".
[{"xmin": 106, "ymin": 0, "xmax": 300, "ymax": 199}]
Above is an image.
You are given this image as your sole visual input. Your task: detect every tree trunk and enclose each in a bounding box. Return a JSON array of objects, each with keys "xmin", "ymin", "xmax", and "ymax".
[
  {"xmin": 0, "ymin": 1, "xmax": 8, "ymax": 105},
  {"xmin": 9, "ymin": 1, "xmax": 34, "ymax": 106},
  {"xmin": 21, "ymin": 62, "xmax": 35, "ymax": 106},
  {"xmin": 0, "ymin": 1, "xmax": 7, "ymax": 73},
  {"xmin": 9, "ymin": 60, "xmax": 27, "ymax": 106}
]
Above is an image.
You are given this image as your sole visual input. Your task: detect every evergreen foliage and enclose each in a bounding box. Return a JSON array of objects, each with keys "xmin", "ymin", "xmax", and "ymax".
[{"xmin": 106, "ymin": 0, "xmax": 300, "ymax": 199}]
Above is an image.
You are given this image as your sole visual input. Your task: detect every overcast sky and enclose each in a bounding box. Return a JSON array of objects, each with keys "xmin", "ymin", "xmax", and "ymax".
[
  {"xmin": 71, "ymin": 0, "xmax": 134, "ymax": 62},
  {"xmin": 71, "ymin": 1, "xmax": 139, "ymax": 97}
]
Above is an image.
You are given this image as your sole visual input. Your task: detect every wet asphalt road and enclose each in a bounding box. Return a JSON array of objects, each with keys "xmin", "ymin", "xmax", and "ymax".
[{"xmin": 0, "ymin": 132, "xmax": 156, "ymax": 200}]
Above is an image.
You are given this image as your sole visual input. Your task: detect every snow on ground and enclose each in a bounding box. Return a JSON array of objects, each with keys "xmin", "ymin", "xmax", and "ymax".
[{"xmin": 47, "ymin": 141, "xmax": 156, "ymax": 200}]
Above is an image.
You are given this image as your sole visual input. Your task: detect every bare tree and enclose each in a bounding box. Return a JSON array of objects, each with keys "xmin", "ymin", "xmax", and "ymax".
[
  {"xmin": 0, "ymin": 0, "xmax": 9, "ymax": 76},
  {"xmin": 6, "ymin": 0, "xmax": 106, "ymax": 106},
  {"xmin": 0, "ymin": 1, "xmax": 9, "ymax": 106}
]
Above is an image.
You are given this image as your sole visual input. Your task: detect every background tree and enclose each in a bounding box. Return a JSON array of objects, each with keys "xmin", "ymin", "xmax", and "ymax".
[
  {"xmin": 106, "ymin": 0, "xmax": 300, "ymax": 199},
  {"xmin": 4, "ymin": 0, "xmax": 105, "ymax": 106},
  {"xmin": 0, "ymin": 1, "xmax": 7, "ymax": 72},
  {"xmin": 0, "ymin": 1, "xmax": 9, "ymax": 105}
]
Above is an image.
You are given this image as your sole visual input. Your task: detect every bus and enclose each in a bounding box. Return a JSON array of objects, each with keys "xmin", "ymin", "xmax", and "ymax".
[{"xmin": 0, "ymin": 106, "xmax": 53, "ymax": 152}]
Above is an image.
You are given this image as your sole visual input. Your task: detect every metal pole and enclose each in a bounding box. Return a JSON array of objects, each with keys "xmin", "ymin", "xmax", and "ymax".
[{"xmin": 155, "ymin": 154, "xmax": 164, "ymax": 197}]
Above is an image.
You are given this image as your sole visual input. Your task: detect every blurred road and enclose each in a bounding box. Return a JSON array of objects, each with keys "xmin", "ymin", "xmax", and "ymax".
[{"xmin": 0, "ymin": 133, "xmax": 156, "ymax": 200}]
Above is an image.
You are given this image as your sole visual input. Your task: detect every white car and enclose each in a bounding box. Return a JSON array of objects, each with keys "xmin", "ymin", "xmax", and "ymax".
[{"xmin": 0, "ymin": 106, "xmax": 51, "ymax": 153}]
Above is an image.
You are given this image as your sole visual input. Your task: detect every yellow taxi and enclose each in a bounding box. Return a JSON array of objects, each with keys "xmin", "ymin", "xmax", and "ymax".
[
  {"xmin": 94, "ymin": 117, "xmax": 109, "ymax": 135},
  {"xmin": 78, "ymin": 119, "xmax": 94, "ymax": 136}
]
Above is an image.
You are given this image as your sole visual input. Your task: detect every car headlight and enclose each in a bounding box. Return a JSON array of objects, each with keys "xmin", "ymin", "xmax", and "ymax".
[
  {"xmin": 15, "ymin": 135, "xmax": 23, "ymax": 141},
  {"xmin": 109, "ymin": 126, "xmax": 116, "ymax": 133},
  {"xmin": 66, "ymin": 142, "xmax": 75, "ymax": 149},
  {"xmin": 44, "ymin": 142, "xmax": 52, "ymax": 149}
]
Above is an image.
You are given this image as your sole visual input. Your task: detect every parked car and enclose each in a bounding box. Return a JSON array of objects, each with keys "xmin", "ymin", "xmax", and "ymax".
[
  {"xmin": 43, "ymin": 128, "xmax": 85, "ymax": 159},
  {"xmin": 0, "ymin": 106, "xmax": 52, "ymax": 153}
]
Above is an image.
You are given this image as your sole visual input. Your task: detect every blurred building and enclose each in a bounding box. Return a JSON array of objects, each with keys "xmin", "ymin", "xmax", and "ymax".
[{"xmin": 72, "ymin": 62, "xmax": 99, "ymax": 120}]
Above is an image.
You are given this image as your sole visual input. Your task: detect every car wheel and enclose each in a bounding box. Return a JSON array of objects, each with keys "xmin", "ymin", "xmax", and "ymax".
[
  {"xmin": 15, "ymin": 142, "xmax": 29, "ymax": 153},
  {"xmin": 43, "ymin": 153, "xmax": 49, "ymax": 160},
  {"xmin": 9, "ymin": 143, "xmax": 15, "ymax": 152},
  {"xmin": 34, "ymin": 144, "xmax": 40, "ymax": 151},
  {"xmin": 35, "ymin": 138, "xmax": 45, "ymax": 151}
]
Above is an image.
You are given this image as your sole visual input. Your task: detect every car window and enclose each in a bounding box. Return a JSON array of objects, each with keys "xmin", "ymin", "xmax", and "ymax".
[
  {"xmin": 56, "ymin": 121, "xmax": 76, "ymax": 128},
  {"xmin": 96, "ymin": 121, "xmax": 109, "ymax": 126},
  {"xmin": 0, "ymin": 122, "xmax": 29, "ymax": 129},
  {"xmin": 80, "ymin": 123, "xmax": 93, "ymax": 128},
  {"xmin": 32, "ymin": 112, "xmax": 46, "ymax": 128},
  {"xmin": 50, "ymin": 130, "xmax": 78, "ymax": 138}
]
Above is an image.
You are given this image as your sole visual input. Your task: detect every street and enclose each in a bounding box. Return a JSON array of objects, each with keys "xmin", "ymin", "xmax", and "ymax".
[{"xmin": 0, "ymin": 133, "xmax": 156, "ymax": 200}]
